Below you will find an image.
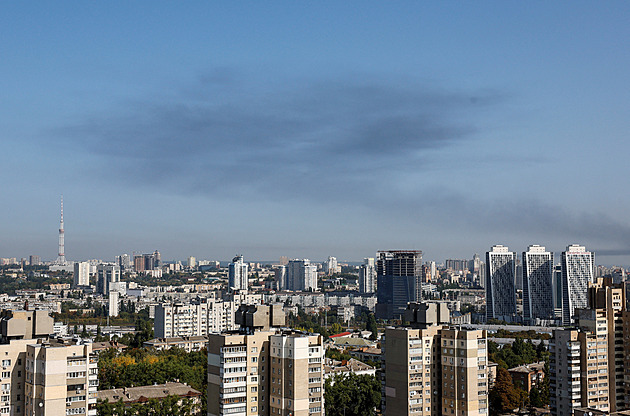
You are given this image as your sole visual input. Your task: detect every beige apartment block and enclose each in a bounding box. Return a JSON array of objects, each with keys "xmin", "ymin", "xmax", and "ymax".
[
  {"xmin": 383, "ymin": 303, "xmax": 489, "ymax": 416},
  {"xmin": 440, "ymin": 328, "xmax": 489, "ymax": 416},
  {"xmin": 208, "ymin": 304, "xmax": 324, "ymax": 416},
  {"xmin": 383, "ymin": 325, "xmax": 442, "ymax": 416},
  {"xmin": 0, "ymin": 308, "xmax": 98, "ymax": 416},
  {"xmin": 550, "ymin": 328, "xmax": 610, "ymax": 416},
  {"xmin": 25, "ymin": 341, "xmax": 98, "ymax": 416}
]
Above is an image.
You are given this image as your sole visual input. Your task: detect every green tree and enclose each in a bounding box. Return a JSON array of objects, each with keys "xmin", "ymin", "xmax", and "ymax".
[
  {"xmin": 366, "ymin": 313, "xmax": 378, "ymax": 340},
  {"xmin": 489, "ymin": 367, "xmax": 526, "ymax": 413},
  {"xmin": 324, "ymin": 373, "xmax": 380, "ymax": 416},
  {"xmin": 330, "ymin": 323, "xmax": 343, "ymax": 336}
]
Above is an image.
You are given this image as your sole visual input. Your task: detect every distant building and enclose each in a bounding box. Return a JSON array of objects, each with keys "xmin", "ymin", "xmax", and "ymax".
[
  {"xmin": 187, "ymin": 256, "xmax": 196, "ymax": 269},
  {"xmin": 108, "ymin": 290, "xmax": 119, "ymax": 317},
  {"xmin": 274, "ymin": 265, "xmax": 287, "ymax": 290},
  {"xmin": 324, "ymin": 256, "xmax": 338, "ymax": 275},
  {"xmin": 522, "ymin": 245, "xmax": 554, "ymax": 325},
  {"xmin": 561, "ymin": 244, "xmax": 594, "ymax": 324},
  {"xmin": 74, "ymin": 261, "xmax": 90, "ymax": 287},
  {"xmin": 375, "ymin": 250, "xmax": 423, "ymax": 320},
  {"xmin": 96, "ymin": 264, "xmax": 121, "ymax": 295},
  {"xmin": 228, "ymin": 255, "xmax": 248, "ymax": 291},
  {"xmin": 155, "ymin": 300, "xmax": 208, "ymax": 339},
  {"xmin": 287, "ymin": 259, "xmax": 318, "ymax": 291},
  {"xmin": 508, "ymin": 362, "xmax": 546, "ymax": 392},
  {"xmin": 486, "ymin": 245, "xmax": 517, "ymax": 322},
  {"xmin": 29, "ymin": 255, "xmax": 41, "ymax": 266},
  {"xmin": 358, "ymin": 257, "xmax": 376, "ymax": 294}
]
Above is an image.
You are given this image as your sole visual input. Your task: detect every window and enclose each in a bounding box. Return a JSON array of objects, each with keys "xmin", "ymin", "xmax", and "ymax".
[{"xmin": 1, "ymin": 361, "xmax": 9, "ymax": 367}]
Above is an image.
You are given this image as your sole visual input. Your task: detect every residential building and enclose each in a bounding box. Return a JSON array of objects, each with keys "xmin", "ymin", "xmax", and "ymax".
[
  {"xmin": 25, "ymin": 340, "xmax": 99, "ymax": 416},
  {"xmin": 382, "ymin": 303, "xmax": 489, "ymax": 416},
  {"xmin": 154, "ymin": 300, "xmax": 208, "ymax": 338},
  {"xmin": 0, "ymin": 309, "xmax": 97, "ymax": 416},
  {"xmin": 286, "ymin": 259, "xmax": 318, "ymax": 292},
  {"xmin": 73, "ymin": 261, "xmax": 90, "ymax": 287},
  {"xmin": 522, "ymin": 245, "xmax": 554, "ymax": 325},
  {"xmin": 143, "ymin": 336, "xmax": 208, "ymax": 352},
  {"xmin": 96, "ymin": 264, "xmax": 121, "ymax": 295},
  {"xmin": 375, "ymin": 250, "xmax": 423, "ymax": 320},
  {"xmin": 561, "ymin": 244, "xmax": 595, "ymax": 324},
  {"xmin": 508, "ymin": 362, "xmax": 546, "ymax": 392},
  {"xmin": 358, "ymin": 257, "xmax": 376, "ymax": 294},
  {"xmin": 324, "ymin": 256, "xmax": 338, "ymax": 276},
  {"xmin": 97, "ymin": 382, "xmax": 201, "ymax": 414},
  {"xmin": 108, "ymin": 290, "xmax": 119, "ymax": 317},
  {"xmin": 274, "ymin": 266, "xmax": 287, "ymax": 291},
  {"xmin": 207, "ymin": 304, "xmax": 325, "ymax": 416},
  {"xmin": 485, "ymin": 245, "xmax": 517, "ymax": 323},
  {"xmin": 228, "ymin": 255, "xmax": 249, "ymax": 291}
]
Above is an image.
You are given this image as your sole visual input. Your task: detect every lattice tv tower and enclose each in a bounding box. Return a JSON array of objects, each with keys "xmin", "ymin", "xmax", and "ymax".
[{"xmin": 55, "ymin": 195, "xmax": 67, "ymax": 265}]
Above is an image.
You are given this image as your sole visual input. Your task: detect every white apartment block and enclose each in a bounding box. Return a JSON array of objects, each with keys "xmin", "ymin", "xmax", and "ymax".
[
  {"xmin": 522, "ymin": 245, "xmax": 555, "ymax": 325},
  {"xmin": 359, "ymin": 257, "xmax": 376, "ymax": 294},
  {"xmin": 73, "ymin": 262, "xmax": 90, "ymax": 287},
  {"xmin": 561, "ymin": 244, "xmax": 594, "ymax": 325},
  {"xmin": 154, "ymin": 301, "xmax": 208, "ymax": 339},
  {"xmin": 485, "ymin": 245, "xmax": 517, "ymax": 322}
]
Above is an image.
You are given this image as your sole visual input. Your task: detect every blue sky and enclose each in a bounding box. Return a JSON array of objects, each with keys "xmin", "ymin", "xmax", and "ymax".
[{"xmin": 2, "ymin": 2, "xmax": 630, "ymax": 265}]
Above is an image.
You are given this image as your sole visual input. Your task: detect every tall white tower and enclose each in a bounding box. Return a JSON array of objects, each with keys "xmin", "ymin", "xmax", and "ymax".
[
  {"xmin": 56, "ymin": 196, "xmax": 67, "ymax": 265},
  {"xmin": 359, "ymin": 257, "xmax": 376, "ymax": 293},
  {"xmin": 485, "ymin": 245, "xmax": 517, "ymax": 323},
  {"xmin": 561, "ymin": 244, "xmax": 594, "ymax": 325},
  {"xmin": 228, "ymin": 255, "xmax": 248, "ymax": 291},
  {"xmin": 522, "ymin": 245, "xmax": 554, "ymax": 325}
]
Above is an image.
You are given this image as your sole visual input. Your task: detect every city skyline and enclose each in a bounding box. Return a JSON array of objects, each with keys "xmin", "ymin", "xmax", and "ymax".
[{"xmin": 2, "ymin": 3, "xmax": 630, "ymax": 265}]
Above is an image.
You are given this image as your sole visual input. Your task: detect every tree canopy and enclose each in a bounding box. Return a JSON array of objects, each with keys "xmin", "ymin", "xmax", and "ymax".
[{"xmin": 324, "ymin": 373, "xmax": 381, "ymax": 416}]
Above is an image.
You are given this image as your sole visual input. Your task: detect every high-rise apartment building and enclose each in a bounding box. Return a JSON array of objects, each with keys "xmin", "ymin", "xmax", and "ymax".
[
  {"xmin": 440, "ymin": 328, "xmax": 490, "ymax": 415},
  {"xmin": 73, "ymin": 261, "xmax": 90, "ymax": 288},
  {"xmin": 25, "ymin": 341, "xmax": 98, "ymax": 416},
  {"xmin": 382, "ymin": 303, "xmax": 489, "ymax": 416},
  {"xmin": 324, "ymin": 256, "xmax": 338, "ymax": 276},
  {"xmin": 229, "ymin": 255, "xmax": 249, "ymax": 291},
  {"xmin": 550, "ymin": 327, "xmax": 610, "ymax": 415},
  {"xmin": 286, "ymin": 260, "xmax": 318, "ymax": 292},
  {"xmin": 376, "ymin": 250, "xmax": 423, "ymax": 320},
  {"xmin": 133, "ymin": 251, "xmax": 161, "ymax": 273},
  {"xmin": 154, "ymin": 300, "xmax": 208, "ymax": 338},
  {"xmin": 207, "ymin": 305, "xmax": 324, "ymax": 416},
  {"xmin": 274, "ymin": 266, "xmax": 287, "ymax": 291},
  {"xmin": 29, "ymin": 255, "xmax": 41, "ymax": 266},
  {"xmin": 108, "ymin": 290, "xmax": 119, "ymax": 317},
  {"xmin": 359, "ymin": 258, "xmax": 376, "ymax": 294},
  {"xmin": 550, "ymin": 278, "xmax": 626, "ymax": 416},
  {"xmin": 188, "ymin": 256, "xmax": 197, "ymax": 269},
  {"xmin": 587, "ymin": 279, "xmax": 625, "ymax": 411},
  {"xmin": 0, "ymin": 309, "xmax": 98, "ymax": 416},
  {"xmin": 485, "ymin": 245, "xmax": 517, "ymax": 323},
  {"xmin": 561, "ymin": 244, "xmax": 594, "ymax": 325},
  {"xmin": 522, "ymin": 245, "xmax": 554, "ymax": 325},
  {"xmin": 96, "ymin": 264, "xmax": 120, "ymax": 295}
]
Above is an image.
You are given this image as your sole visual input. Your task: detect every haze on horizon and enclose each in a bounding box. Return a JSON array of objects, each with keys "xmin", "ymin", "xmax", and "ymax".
[{"xmin": 1, "ymin": 2, "xmax": 630, "ymax": 266}]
